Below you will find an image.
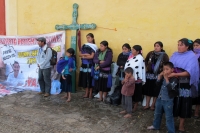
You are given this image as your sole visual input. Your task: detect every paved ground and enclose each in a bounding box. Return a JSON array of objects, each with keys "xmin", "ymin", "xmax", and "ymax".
[{"xmin": 0, "ymin": 90, "xmax": 199, "ymax": 133}]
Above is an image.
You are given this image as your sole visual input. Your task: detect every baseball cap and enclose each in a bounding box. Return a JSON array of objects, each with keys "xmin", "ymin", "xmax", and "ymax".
[{"xmin": 36, "ymin": 37, "xmax": 46, "ymax": 44}]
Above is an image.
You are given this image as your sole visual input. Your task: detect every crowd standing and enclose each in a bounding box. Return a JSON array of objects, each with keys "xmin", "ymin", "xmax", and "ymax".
[{"xmin": 36, "ymin": 34, "xmax": 200, "ymax": 133}]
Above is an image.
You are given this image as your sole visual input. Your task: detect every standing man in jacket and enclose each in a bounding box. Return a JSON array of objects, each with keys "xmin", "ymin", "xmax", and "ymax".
[{"xmin": 36, "ymin": 37, "xmax": 52, "ymax": 97}]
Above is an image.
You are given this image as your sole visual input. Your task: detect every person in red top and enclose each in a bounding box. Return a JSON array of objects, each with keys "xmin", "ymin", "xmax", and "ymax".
[{"xmin": 120, "ymin": 67, "xmax": 135, "ymax": 118}]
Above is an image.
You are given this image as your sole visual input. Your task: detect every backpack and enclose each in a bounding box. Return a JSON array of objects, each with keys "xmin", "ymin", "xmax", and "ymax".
[{"xmin": 44, "ymin": 47, "xmax": 57, "ymax": 66}]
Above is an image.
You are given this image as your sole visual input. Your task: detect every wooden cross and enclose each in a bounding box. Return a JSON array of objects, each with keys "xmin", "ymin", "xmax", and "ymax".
[{"xmin": 55, "ymin": 3, "xmax": 96, "ymax": 93}]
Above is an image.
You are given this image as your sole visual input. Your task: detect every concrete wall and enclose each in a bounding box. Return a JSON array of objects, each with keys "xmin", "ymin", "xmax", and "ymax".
[{"xmin": 6, "ymin": 0, "xmax": 200, "ymax": 61}]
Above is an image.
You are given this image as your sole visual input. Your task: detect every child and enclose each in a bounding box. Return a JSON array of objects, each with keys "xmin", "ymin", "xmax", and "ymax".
[
  {"xmin": 147, "ymin": 62, "xmax": 179, "ymax": 133},
  {"xmin": 120, "ymin": 67, "xmax": 135, "ymax": 118},
  {"xmin": 61, "ymin": 48, "xmax": 76, "ymax": 102}
]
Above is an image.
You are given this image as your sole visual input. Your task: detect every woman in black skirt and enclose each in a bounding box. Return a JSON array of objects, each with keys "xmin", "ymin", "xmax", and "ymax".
[
  {"xmin": 93, "ymin": 41, "xmax": 113, "ymax": 101},
  {"xmin": 193, "ymin": 39, "xmax": 200, "ymax": 118},
  {"xmin": 143, "ymin": 41, "xmax": 169, "ymax": 110},
  {"xmin": 169, "ymin": 38, "xmax": 199, "ymax": 132},
  {"xmin": 79, "ymin": 33, "xmax": 98, "ymax": 98},
  {"xmin": 124, "ymin": 45, "xmax": 146, "ymax": 111}
]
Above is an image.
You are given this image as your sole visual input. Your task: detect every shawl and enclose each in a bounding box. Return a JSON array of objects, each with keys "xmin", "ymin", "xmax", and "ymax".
[
  {"xmin": 98, "ymin": 49, "xmax": 107, "ymax": 61},
  {"xmin": 153, "ymin": 52, "xmax": 165, "ymax": 75},
  {"xmin": 56, "ymin": 56, "xmax": 75, "ymax": 74},
  {"xmin": 170, "ymin": 50, "xmax": 199, "ymax": 97},
  {"xmin": 85, "ymin": 43, "xmax": 98, "ymax": 52},
  {"xmin": 194, "ymin": 48, "xmax": 200, "ymax": 59},
  {"xmin": 81, "ymin": 43, "xmax": 97, "ymax": 64},
  {"xmin": 124, "ymin": 54, "xmax": 146, "ymax": 83}
]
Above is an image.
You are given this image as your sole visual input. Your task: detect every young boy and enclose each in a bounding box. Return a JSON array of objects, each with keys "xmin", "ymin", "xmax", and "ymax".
[
  {"xmin": 120, "ymin": 67, "xmax": 135, "ymax": 118},
  {"xmin": 147, "ymin": 62, "xmax": 179, "ymax": 133}
]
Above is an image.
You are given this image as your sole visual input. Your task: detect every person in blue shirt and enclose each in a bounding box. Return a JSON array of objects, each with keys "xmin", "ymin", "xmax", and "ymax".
[
  {"xmin": 147, "ymin": 62, "xmax": 179, "ymax": 133},
  {"xmin": 61, "ymin": 48, "xmax": 76, "ymax": 102}
]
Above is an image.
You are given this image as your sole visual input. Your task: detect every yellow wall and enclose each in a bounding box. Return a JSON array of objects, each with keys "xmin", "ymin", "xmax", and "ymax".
[{"xmin": 6, "ymin": 0, "xmax": 200, "ymax": 61}]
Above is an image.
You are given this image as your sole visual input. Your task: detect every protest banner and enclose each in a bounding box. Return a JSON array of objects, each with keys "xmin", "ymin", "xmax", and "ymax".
[{"xmin": 0, "ymin": 31, "xmax": 65, "ymax": 97}]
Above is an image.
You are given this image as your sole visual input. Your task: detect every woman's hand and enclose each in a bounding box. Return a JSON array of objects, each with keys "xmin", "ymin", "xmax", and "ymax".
[
  {"xmin": 120, "ymin": 66, "xmax": 123, "ymax": 68},
  {"xmin": 69, "ymin": 68, "xmax": 73, "ymax": 72},
  {"xmin": 99, "ymin": 61, "xmax": 105, "ymax": 64},
  {"xmin": 95, "ymin": 66, "xmax": 99, "ymax": 70},
  {"xmin": 62, "ymin": 75, "xmax": 66, "ymax": 80}
]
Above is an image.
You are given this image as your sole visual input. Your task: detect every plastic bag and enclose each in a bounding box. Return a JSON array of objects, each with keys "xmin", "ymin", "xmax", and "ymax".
[{"xmin": 51, "ymin": 80, "xmax": 61, "ymax": 94}]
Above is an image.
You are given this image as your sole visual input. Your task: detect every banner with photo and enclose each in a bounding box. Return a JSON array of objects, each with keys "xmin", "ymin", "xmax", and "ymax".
[{"xmin": 0, "ymin": 31, "xmax": 65, "ymax": 97}]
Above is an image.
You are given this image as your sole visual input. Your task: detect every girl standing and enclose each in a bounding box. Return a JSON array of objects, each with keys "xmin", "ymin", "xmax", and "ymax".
[
  {"xmin": 61, "ymin": 48, "xmax": 76, "ymax": 102},
  {"xmin": 79, "ymin": 33, "xmax": 98, "ymax": 98},
  {"xmin": 117, "ymin": 43, "xmax": 131, "ymax": 84},
  {"xmin": 169, "ymin": 38, "xmax": 199, "ymax": 132},
  {"xmin": 124, "ymin": 45, "xmax": 146, "ymax": 111},
  {"xmin": 93, "ymin": 41, "xmax": 113, "ymax": 101},
  {"xmin": 193, "ymin": 39, "xmax": 200, "ymax": 119},
  {"xmin": 143, "ymin": 41, "xmax": 169, "ymax": 110}
]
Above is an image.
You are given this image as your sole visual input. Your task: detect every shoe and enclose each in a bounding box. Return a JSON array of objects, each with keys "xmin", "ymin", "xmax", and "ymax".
[
  {"xmin": 44, "ymin": 93, "xmax": 50, "ymax": 97},
  {"xmin": 147, "ymin": 125, "xmax": 155, "ymax": 130},
  {"xmin": 193, "ymin": 116, "xmax": 199, "ymax": 119},
  {"xmin": 38, "ymin": 92, "xmax": 45, "ymax": 95}
]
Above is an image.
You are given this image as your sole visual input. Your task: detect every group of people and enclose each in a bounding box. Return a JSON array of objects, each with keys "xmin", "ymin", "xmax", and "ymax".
[{"xmin": 36, "ymin": 34, "xmax": 200, "ymax": 133}]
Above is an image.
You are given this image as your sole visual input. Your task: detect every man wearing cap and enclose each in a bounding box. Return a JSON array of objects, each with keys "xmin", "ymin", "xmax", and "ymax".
[{"xmin": 36, "ymin": 37, "xmax": 52, "ymax": 97}]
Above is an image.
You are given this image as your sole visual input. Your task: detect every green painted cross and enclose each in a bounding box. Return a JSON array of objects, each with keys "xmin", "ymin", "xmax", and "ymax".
[{"xmin": 55, "ymin": 3, "xmax": 96, "ymax": 93}]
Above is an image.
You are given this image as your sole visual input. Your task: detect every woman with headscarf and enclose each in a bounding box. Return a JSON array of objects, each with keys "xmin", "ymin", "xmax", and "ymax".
[
  {"xmin": 169, "ymin": 38, "xmax": 199, "ymax": 132},
  {"xmin": 143, "ymin": 41, "xmax": 169, "ymax": 110},
  {"xmin": 124, "ymin": 45, "xmax": 146, "ymax": 111},
  {"xmin": 93, "ymin": 40, "xmax": 113, "ymax": 101},
  {"xmin": 192, "ymin": 39, "xmax": 200, "ymax": 119}
]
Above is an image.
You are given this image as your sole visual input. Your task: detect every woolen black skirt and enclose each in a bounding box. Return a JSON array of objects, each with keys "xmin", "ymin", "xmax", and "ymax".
[
  {"xmin": 173, "ymin": 82, "xmax": 192, "ymax": 118},
  {"xmin": 78, "ymin": 64, "xmax": 93, "ymax": 88},
  {"xmin": 132, "ymin": 83, "xmax": 143, "ymax": 102},
  {"xmin": 94, "ymin": 71, "xmax": 111, "ymax": 92}
]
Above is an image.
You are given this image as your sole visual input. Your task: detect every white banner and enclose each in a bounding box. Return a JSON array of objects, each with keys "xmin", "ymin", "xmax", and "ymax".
[{"xmin": 0, "ymin": 31, "xmax": 65, "ymax": 97}]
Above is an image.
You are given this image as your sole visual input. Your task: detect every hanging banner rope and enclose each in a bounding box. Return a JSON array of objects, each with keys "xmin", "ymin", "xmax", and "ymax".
[
  {"xmin": 77, "ymin": 25, "xmax": 81, "ymax": 51},
  {"xmin": 97, "ymin": 27, "xmax": 117, "ymax": 31}
]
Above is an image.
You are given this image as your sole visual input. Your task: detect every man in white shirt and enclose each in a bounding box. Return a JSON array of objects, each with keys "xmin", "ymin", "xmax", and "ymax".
[{"xmin": 6, "ymin": 61, "xmax": 25, "ymax": 86}]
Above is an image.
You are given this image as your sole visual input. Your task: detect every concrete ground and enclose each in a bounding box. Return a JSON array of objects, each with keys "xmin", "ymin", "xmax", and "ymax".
[{"xmin": 0, "ymin": 90, "xmax": 199, "ymax": 133}]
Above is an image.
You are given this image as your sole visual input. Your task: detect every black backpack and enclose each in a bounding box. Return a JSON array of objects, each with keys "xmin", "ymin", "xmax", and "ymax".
[{"xmin": 44, "ymin": 47, "xmax": 57, "ymax": 66}]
